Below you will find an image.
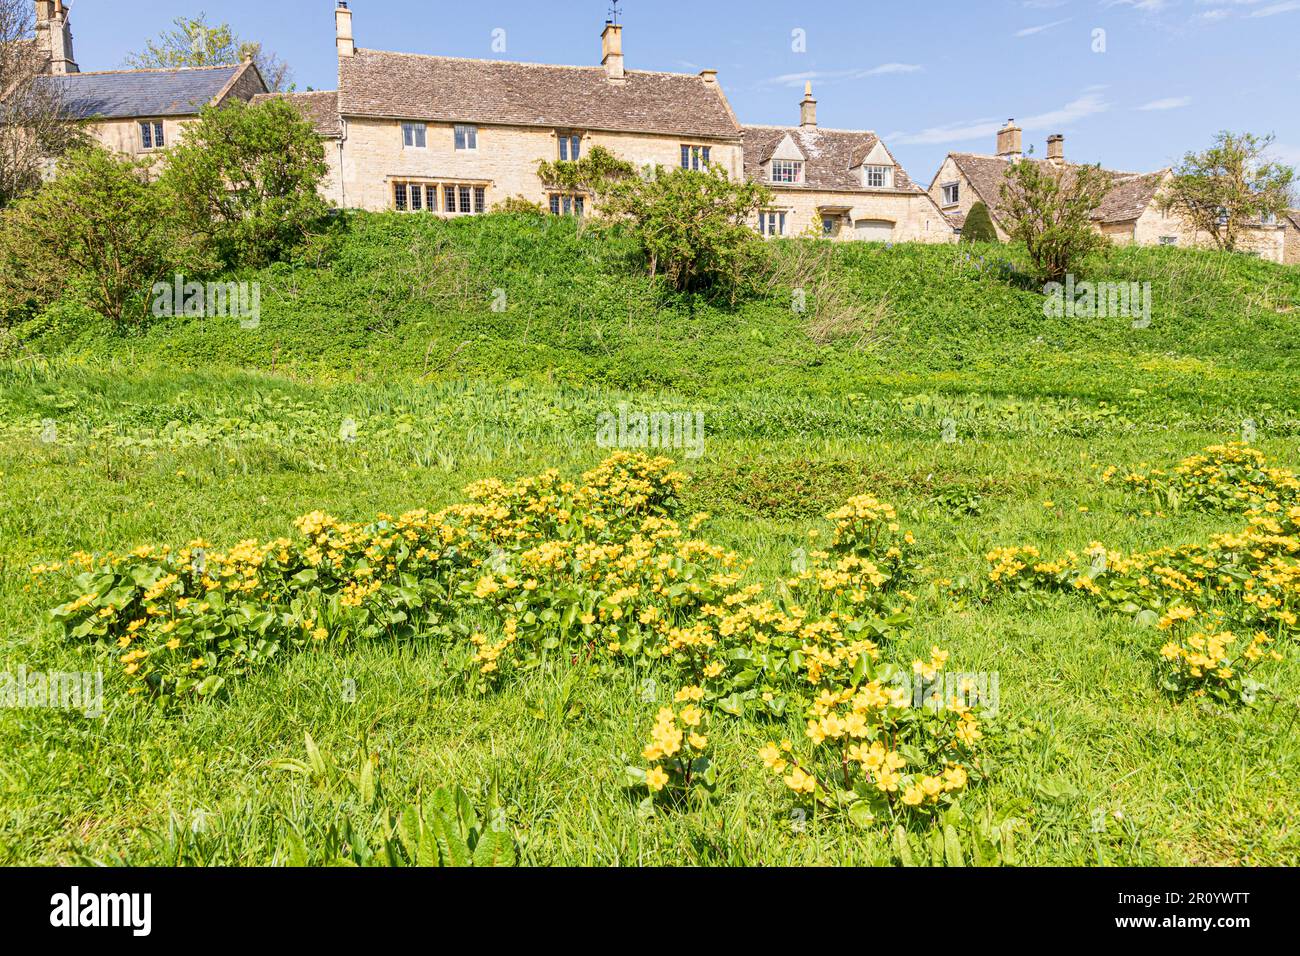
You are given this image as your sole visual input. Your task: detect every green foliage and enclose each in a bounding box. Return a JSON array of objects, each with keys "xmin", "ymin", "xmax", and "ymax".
[
  {"xmin": 536, "ymin": 144, "xmax": 636, "ymax": 204},
  {"xmin": 160, "ymin": 99, "xmax": 331, "ymax": 270},
  {"xmin": 601, "ymin": 165, "xmax": 772, "ymax": 296},
  {"xmin": 960, "ymin": 202, "xmax": 998, "ymax": 243},
  {"xmin": 126, "ymin": 12, "xmax": 292, "ymax": 92},
  {"xmin": 999, "ymin": 159, "xmax": 1111, "ymax": 283},
  {"xmin": 491, "ymin": 196, "xmax": 546, "ymax": 216},
  {"xmin": 0, "ymin": 147, "xmax": 185, "ymax": 330},
  {"xmin": 1159, "ymin": 131, "xmax": 1297, "ymax": 253},
  {"xmin": 272, "ymin": 735, "xmax": 518, "ymax": 867}
]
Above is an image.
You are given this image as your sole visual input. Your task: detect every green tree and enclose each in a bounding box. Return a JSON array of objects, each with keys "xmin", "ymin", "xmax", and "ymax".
[
  {"xmin": 1158, "ymin": 131, "xmax": 1296, "ymax": 253},
  {"xmin": 601, "ymin": 165, "xmax": 772, "ymax": 296},
  {"xmin": 999, "ymin": 160, "xmax": 1111, "ymax": 283},
  {"xmin": 126, "ymin": 12, "xmax": 293, "ymax": 92},
  {"xmin": 0, "ymin": 147, "xmax": 182, "ymax": 329},
  {"xmin": 160, "ymin": 99, "xmax": 330, "ymax": 269},
  {"xmin": 960, "ymin": 201, "xmax": 998, "ymax": 243}
]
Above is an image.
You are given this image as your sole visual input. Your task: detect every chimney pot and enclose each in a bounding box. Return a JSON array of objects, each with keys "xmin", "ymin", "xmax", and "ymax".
[{"xmin": 336, "ymin": 1, "xmax": 355, "ymax": 59}]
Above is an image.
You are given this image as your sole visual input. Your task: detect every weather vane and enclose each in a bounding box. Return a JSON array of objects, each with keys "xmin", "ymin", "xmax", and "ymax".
[{"xmin": 609, "ymin": 0, "xmax": 622, "ymax": 25}]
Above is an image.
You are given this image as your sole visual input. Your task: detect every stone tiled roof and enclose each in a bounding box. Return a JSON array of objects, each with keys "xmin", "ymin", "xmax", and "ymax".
[
  {"xmin": 251, "ymin": 90, "xmax": 342, "ymax": 138},
  {"xmin": 336, "ymin": 49, "xmax": 741, "ymax": 140},
  {"xmin": 741, "ymin": 125, "xmax": 923, "ymax": 194},
  {"xmin": 37, "ymin": 64, "xmax": 253, "ymax": 120},
  {"xmin": 948, "ymin": 152, "xmax": 1165, "ymax": 225},
  {"xmin": 1286, "ymin": 210, "xmax": 1300, "ymax": 231}
]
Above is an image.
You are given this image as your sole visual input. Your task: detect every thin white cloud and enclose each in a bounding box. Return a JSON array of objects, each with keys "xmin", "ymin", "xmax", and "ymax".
[
  {"xmin": 762, "ymin": 63, "xmax": 922, "ymax": 88},
  {"xmin": 888, "ymin": 91, "xmax": 1110, "ymax": 146},
  {"xmin": 1016, "ymin": 17, "xmax": 1073, "ymax": 36},
  {"xmin": 1137, "ymin": 96, "xmax": 1192, "ymax": 110}
]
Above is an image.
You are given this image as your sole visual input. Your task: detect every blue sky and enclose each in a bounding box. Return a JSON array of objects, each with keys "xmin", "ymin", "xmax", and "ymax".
[{"xmin": 64, "ymin": 0, "xmax": 1300, "ymax": 183}]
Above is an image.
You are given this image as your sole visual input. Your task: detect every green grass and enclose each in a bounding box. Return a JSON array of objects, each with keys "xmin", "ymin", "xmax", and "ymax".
[{"xmin": 1, "ymin": 214, "xmax": 1299, "ymax": 865}]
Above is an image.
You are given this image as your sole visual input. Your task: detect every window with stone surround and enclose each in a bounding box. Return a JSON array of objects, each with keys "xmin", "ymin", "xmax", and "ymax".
[
  {"xmin": 402, "ymin": 122, "xmax": 427, "ymax": 148},
  {"xmin": 558, "ymin": 133, "xmax": 582, "ymax": 161},
  {"xmin": 549, "ymin": 193, "xmax": 585, "ymax": 216},
  {"xmin": 681, "ymin": 145, "xmax": 711, "ymax": 170},
  {"xmin": 455, "ymin": 125, "xmax": 478, "ymax": 150},
  {"xmin": 863, "ymin": 165, "xmax": 894, "ymax": 189},
  {"xmin": 758, "ymin": 210, "xmax": 787, "ymax": 236},
  {"xmin": 770, "ymin": 160, "xmax": 803, "ymax": 184},
  {"xmin": 941, "ymin": 182, "xmax": 960, "ymax": 207},
  {"xmin": 139, "ymin": 121, "xmax": 165, "ymax": 150}
]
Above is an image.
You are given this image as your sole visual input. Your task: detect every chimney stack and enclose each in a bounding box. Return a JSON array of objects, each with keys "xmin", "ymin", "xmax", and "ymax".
[
  {"xmin": 336, "ymin": 2, "xmax": 355, "ymax": 59},
  {"xmin": 602, "ymin": 22, "xmax": 625, "ymax": 82},
  {"xmin": 35, "ymin": 0, "xmax": 78, "ymax": 75},
  {"xmin": 1047, "ymin": 134, "xmax": 1064, "ymax": 164},
  {"xmin": 800, "ymin": 82, "xmax": 818, "ymax": 128},
  {"xmin": 699, "ymin": 69, "xmax": 718, "ymax": 85},
  {"xmin": 996, "ymin": 119, "xmax": 1023, "ymax": 160}
]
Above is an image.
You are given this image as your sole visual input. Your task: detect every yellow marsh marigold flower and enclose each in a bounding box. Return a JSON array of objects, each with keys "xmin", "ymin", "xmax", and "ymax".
[
  {"xmin": 783, "ymin": 767, "xmax": 817, "ymax": 795},
  {"xmin": 758, "ymin": 743, "xmax": 787, "ymax": 773},
  {"xmin": 645, "ymin": 767, "xmax": 669, "ymax": 792}
]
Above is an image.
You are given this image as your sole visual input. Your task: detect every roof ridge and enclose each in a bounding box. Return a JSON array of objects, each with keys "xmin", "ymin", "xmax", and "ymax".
[
  {"xmin": 351, "ymin": 48, "xmax": 713, "ymax": 82},
  {"xmin": 54, "ymin": 64, "xmax": 244, "ymax": 78},
  {"xmin": 743, "ymin": 124, "xmax": 879, "ymax": 136}
]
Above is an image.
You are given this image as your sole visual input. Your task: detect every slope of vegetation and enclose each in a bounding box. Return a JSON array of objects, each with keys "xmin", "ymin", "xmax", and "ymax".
[{"xmin": 2, "ymin": 215, "xmax": 1299, "ymax": 866}]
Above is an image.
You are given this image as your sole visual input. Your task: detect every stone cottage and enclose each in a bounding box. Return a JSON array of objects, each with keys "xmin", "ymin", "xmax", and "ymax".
[
  {"xmin": 300, "ymin": 2, "xmax": 745, "ymax": 215},
  {"xmin": 928, "ymin": 120, "xmax": 1287, "ymax": 262},
  {"xmin": 30, "ymin": 1, "xmax": 266, "ymax": 161},
  {"xmin": 740, "ymin": 84, "xmax": 952, "ymax": 242}
]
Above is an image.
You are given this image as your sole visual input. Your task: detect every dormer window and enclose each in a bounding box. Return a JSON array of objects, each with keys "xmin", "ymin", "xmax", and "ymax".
[
  {"xmin": 771, "ymin": 159, "xmax": 804, "ymax": 184},
  {"xmin": 864, "ymin": 165, "xmax": 894, "ymax": 189},
  {"xmin": 941, "ymin": 182, "xmax": 960, "ymax": 207}
]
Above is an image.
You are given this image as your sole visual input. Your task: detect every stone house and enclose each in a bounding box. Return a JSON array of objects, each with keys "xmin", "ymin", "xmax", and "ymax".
[
  {"xmin": 293, "ymin": 2, "xmax": 745, "ymax": 216},
  {"xmin": 1285, "ymin": 211, "xmax": 1300, "ymax": 266},
  {"xmin": 740, "ymin": 84, "xmax": 952, "ymax": 242},
  {"xmin": 29, "ymin": 1, "xmax": 267, "ymax": 162},
  {"xmin": 928, "ymin": 120, "xmax": 1287, "ymax": 262},
  {"xmin": 257, "ymin": 2, "xmax": 948, "ymax": 245}
]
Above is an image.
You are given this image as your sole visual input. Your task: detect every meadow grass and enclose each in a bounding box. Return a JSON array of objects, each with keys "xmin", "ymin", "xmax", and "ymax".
[{"xmin": 1, "ymin": 215, "xmax": 1298, "ymax": 865}]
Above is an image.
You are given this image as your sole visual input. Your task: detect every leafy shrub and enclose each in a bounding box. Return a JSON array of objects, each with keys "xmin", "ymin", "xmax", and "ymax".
[
  {"xmin": 601, "ymin": 165, "xmax": 772, "ymax": 297},
  {"xmin": 999, "ymin": 159, "xmax": 1111, "ymax": 283},
  {"xmin": 0, "ymin": 147, "xmax": 185, "ymax": 330},
  {"xmin": 160, "ymin": 99, "xmax": 331, "ymax": 269}
]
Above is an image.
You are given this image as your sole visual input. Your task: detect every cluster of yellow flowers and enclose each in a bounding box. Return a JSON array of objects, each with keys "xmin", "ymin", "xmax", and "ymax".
[
  {"xmin": 640, "ymin": 694, "xmax": 711, "ymax": 796},
  {"xmin": 990, "ymin": 444, "xmax": 1298, "ymax": 704},
  {"xmin": 759, "ymin": 646, "xmax": 984, "ymax": 821},
  {"xmin": 1104, "ymin": 443, "xmax": 1300, "ymax": 513}
]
